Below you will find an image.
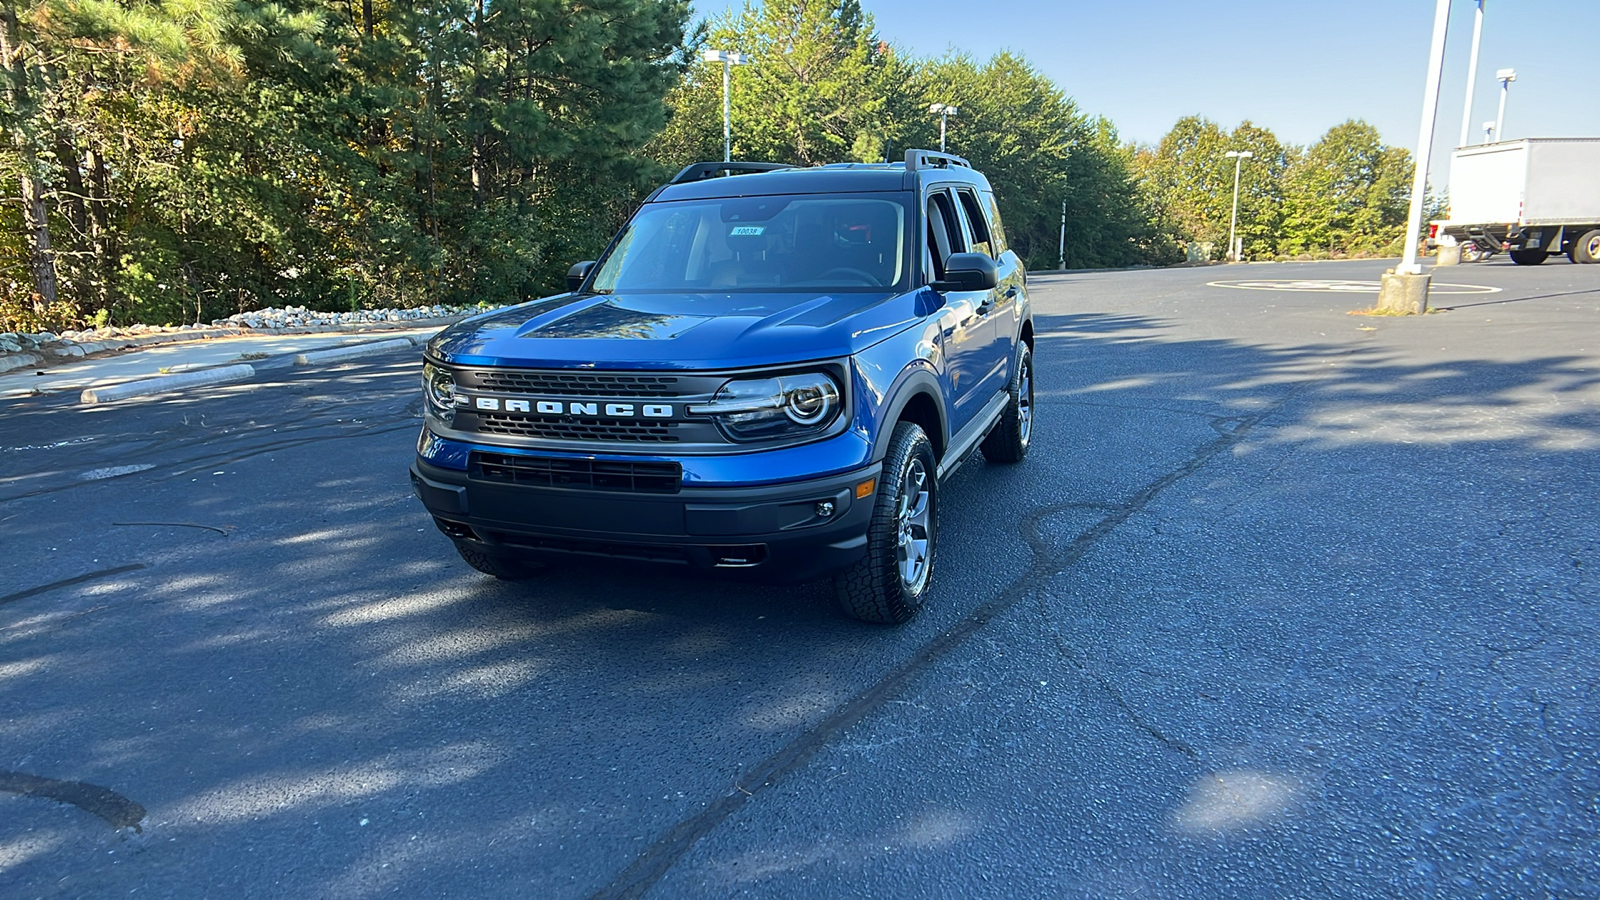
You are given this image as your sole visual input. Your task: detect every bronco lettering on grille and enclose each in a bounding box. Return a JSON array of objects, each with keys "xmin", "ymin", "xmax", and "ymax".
[{"xmin": 464, "ymin": 396, "xmax": 674, "ymax": 418}]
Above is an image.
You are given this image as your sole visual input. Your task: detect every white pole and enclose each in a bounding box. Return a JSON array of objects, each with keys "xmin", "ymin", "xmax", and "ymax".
[
  {"xmin": 722, "ymin": 58, "xmax": 732, "ymax": 163},
  {"xmin": 939, "ymin": 112, "xmax": 947, "ymax": 152},
  {"xmin": 1399, "ymin": 0, "xmax": 1453, "ymax": 276},
  {"xmin": 1494, "ymin": 76, "xmax": 1508, "ymax": 140},
  {"xmin": 1227, "ymin": 155, "xmax": 1243, "ymax": 262},
  {"xmin": 1457, "ymin": 0, "xmax": 1484, "ymax": 150},
  {"xmin": 1058, "ymin": 200, "xmax": 1066, "ymax": 270}
]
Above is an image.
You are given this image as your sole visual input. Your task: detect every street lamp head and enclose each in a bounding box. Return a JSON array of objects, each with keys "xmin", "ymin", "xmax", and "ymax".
[
  {"xmin": 1496, "ymin": 67, "xmax": 1516, "ymax": 83},
  {"xmin": 1224, "ymin": 150, "xmax": 1254, "ymax": 159},
  {"xmin": 928, "ymin": 103, "xmax": 958, "ymax": 116},
  {"xmin": 703, "ymin": 49, "xmax": 750, "ymax": 65}
]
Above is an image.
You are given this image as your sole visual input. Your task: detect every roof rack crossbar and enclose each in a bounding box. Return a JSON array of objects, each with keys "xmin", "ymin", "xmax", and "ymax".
[
  {"xmin": 904, "ymin": 149, "xmax": 971, "ymax": 172},
  {"xmin": 670, "ymin": 162, "xmax": 795, "ymax": 184}
]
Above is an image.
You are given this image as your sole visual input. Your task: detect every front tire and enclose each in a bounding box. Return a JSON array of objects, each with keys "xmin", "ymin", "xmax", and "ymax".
[
  {"xmin": 834, "ymin": 422, "xmax": 937, "ymax": 624},
  {"xmin": 1509, "ymin": 248, "xmax": 1548, "ymax": 266},
  {"xmin": 981, "ymin": 342, "xmax": 1033, "ymax": 464},
  {"xmin": 452, "ymin": 538, "xmax": 538, "ymax": 580}
]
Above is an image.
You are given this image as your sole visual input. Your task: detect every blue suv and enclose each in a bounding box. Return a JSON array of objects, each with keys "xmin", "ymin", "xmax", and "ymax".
[{"xmin": 411, "ymin": 150, "xmax": 1034, "ymax": 623}]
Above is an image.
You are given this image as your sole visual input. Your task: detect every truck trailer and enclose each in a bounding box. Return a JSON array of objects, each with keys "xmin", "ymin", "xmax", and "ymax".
[{"xmin": 1433, "ymin": 138, "xmax": 1600, "ymax": 265}]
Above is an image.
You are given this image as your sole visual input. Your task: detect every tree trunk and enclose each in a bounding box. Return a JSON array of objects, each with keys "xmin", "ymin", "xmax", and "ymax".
[
  {"xmin": 18, "ymin": 167, "xmax": 58, "ymax": 309},
  {"xmin": 88, "ymin": 145, "xmax": 115, "ymax": 313},
  {"xmin": 55, "ymin": 133, "xmax": 86, "ymax": 237},
  {"xmin": 0, "ymin": 6, "xmax": 60, "ymax": 308},
  {"xmin": 469, "ymin": 0, "xmax": 486, "ymax": 204}
]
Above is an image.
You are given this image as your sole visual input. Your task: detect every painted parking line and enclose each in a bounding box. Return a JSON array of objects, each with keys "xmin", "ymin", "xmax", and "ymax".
[{"xmin": 1208, "ymin": 279, "xmax": 1501, "ymax": 295}]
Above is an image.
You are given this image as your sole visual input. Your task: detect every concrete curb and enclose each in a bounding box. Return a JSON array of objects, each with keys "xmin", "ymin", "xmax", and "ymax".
[
  {"xmin": 1, "ymin": 313, "xmax": 474, "ymax": 379},
  {"xmin": 80, "ymin": 364, "xmax": 257, "ymax": 404},
  {"xmin": 294, "ymin": 339, "xmax": 415, "ymax": 366},
  {"xmin": 0, "ymin": 352, "xmax": 45, "ymax": 375}
]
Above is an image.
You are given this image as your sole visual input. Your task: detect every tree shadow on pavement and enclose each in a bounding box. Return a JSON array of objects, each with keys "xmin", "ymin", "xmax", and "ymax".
[{"xmin": 1, "ymin": 311, "xmax": 1596, "ymax": 898}]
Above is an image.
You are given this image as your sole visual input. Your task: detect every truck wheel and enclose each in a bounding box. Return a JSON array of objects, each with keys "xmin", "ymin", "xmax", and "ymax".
[
  {"xmin": 1573, "ymin": 229, "xmax": 1600, "ymax": 264},
  {"xmin": 1508, "ymin": 249, "xmax": 1549, "ymax": 266},
  {"xmin": 981, "ymin": 342, "xmax": 1033, "ymax": 464},
  {"xmin": 834, "ymin": 422, "xmax": 937, "ymax": 624},
  {"xmin": 452, "ymin": 538, "xmax": 538, "ymax": 580}
]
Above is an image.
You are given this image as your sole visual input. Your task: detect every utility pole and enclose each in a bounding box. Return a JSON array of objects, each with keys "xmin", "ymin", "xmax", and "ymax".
[
  {"xmin": 1457, "ymin": 0, "xmax": 1484, "ymax": 149},
  {"xmin": 1224, "ymin": 150, "xmax": 1253, "ymax": 262},
  {"xmin": 703, "ymin": 49, "xmax": 750, "ymax": 163}
]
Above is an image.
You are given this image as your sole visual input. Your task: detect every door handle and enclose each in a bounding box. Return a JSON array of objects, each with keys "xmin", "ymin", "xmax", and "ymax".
[{"xmin": 1004, "ymin": 286, "xmax": 1020, "ymax": 300}]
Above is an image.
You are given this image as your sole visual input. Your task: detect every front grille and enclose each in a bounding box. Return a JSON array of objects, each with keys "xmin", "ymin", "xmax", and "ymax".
[
  {"xmin": 475, "ymin": 414, "xmax": 679, "ymax": 443},
  {"xmin": 470, "ymin": 452, "xmax": 682, "ymax": 494},
  {"xmin": 473, "ymin": 371, "xmax": 684, "ymax": 397}
]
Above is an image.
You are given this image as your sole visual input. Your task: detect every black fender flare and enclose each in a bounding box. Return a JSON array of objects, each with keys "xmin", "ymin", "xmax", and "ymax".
[{"xmin": 870, "ymin": 368, "xmax": 947, "ymax": 464}]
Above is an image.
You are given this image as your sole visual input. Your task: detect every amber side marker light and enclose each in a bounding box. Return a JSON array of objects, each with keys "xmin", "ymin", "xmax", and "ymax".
[{"xmin": 855, "ymin": 479, "xmax": 876, "ymax": 499}]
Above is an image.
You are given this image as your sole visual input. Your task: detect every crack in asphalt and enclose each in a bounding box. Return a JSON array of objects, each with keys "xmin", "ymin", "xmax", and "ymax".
[
  {"xmin": 1044, "ymin": 625, "xmax": 1200, "ymax": 761},
  {"xmin": 0, "ymin": 564, "xmax": 147, "ymax": 608},
  {"xmin": 0, "ymin": 771, "xmax": 146, "ymax": 831},
  {"xmin": 591, "ymin": 384, "xmax": 1308, "ymax": 900}
]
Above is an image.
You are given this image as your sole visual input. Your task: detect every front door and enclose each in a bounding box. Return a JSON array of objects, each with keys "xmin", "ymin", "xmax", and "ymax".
[{"xmin": 924, "ymin": 186, "xmax": 991, "ymax": 438}]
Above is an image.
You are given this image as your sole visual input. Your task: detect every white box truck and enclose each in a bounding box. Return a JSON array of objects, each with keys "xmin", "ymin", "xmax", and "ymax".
[{"xmin": 1433, "ymin": 138, "xmax": 1600, "ymax": 265}]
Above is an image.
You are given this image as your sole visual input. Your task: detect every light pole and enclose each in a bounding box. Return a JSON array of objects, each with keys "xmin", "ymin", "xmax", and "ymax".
[
  {"xmin": 1494, "ymin": 67, "xmax": 1516, "ymax": 141},
  {"xmin": 1482, "ymin": 120, "xmax": 1495, "ymax": 143},
  {"xmin": 1392, "ymin": 0, "xmax": 1452, "ymax": 295},
  {"xmin": 1058, "ymin": 199, "xmax": 1066, "ymax": 270},
  {"xmin": 1224, "ymin": 150, "xmax": 1253, "ymax": 262},
  {"xmin": 1457, "ymin": 0, "xmax": 1485, "ymax": 149},
  {"xmin": 703, "ymin": 49, "xmax": 750, "ymax": 163},
  {"xmin": 928, "ymin": 103, "xmax": 958, "ymax": 152}
]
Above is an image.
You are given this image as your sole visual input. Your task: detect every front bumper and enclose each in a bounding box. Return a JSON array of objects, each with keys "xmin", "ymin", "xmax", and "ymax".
[{"xmin": 411, "ymin": 455, "xmax": 881, "ymax": 581}]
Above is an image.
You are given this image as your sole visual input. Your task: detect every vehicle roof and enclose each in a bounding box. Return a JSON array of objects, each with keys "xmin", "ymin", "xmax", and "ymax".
[{"xmin": 651, "ymin": 162, "xmax": 993, "ymax": 203}]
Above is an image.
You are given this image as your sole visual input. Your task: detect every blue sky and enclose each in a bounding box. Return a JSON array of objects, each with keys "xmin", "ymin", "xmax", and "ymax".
[{"xmin": 694, "ymin": 0, "xmax": 1600, "ymax": 181}]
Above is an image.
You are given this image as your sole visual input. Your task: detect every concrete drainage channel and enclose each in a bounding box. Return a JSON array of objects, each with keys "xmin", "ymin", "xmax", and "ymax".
[{"xmin": 78, "ymin": 335, "xmax": 428, "ymax": 405}]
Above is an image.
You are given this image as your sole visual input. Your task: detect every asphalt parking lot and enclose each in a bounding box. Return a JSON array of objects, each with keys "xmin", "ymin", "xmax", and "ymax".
[{"xmin": 2, "ymin": 258, "xmax": 1597, "ymax": 898}]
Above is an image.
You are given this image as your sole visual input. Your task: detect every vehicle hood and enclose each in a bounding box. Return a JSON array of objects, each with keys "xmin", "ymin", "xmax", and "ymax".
[{"xmin": 428, "ymin": 289, "xmax": 929, "ymax": 370}]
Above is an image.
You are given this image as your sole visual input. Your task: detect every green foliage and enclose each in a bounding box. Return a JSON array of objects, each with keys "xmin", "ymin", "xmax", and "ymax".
[
  {"xmin": 1134, "ymin": 115, "xmax": 1415, "ymax": 260},
  {"xmin": 650, "ymin": 0, "xmax": 908, "ymax": 170},
  {"xmin": 905, "ymin": 54, "xmax": 1164, "ymax": 269},
  {"xmin": 1, "ymin": 0, "xmax": 1433, "ymax": 333},
  {"xmin": 1280, "ymin": 121, "xmax": 1412, "ymax": 257},
  {"xmin": 1, "ymin": 0, "xmax": 690, "ymax": 330}
]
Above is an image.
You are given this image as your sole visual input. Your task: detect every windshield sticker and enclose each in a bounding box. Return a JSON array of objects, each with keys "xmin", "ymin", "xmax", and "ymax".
[{"xmin": 729, "ymin": 225, "xmax": 766, "ymax": 236}]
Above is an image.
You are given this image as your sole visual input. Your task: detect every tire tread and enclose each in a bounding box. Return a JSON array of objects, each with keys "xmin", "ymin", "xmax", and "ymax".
[{"xmin": 834, "ymin": 422, "xmax": 935, "ymax": 624}]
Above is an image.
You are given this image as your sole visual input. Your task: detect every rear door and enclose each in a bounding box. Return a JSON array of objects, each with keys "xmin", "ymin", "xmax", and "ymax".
[{"xmin": 953, "ymin": 186, "xmax": 1016, "ymax": 403}]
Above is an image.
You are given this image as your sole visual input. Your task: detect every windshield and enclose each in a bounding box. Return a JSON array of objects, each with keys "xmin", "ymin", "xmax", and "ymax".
[{"xmin": 591, "ymin": 194, "xmax": 908, "ymax": 293}]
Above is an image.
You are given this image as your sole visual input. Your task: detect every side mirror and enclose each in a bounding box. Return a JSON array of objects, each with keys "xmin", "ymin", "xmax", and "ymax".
[
  {"xmin": 566, "ymin": 260, "xmax": 596, "ymax": 293},
  {"xmin": 931, "ymin": 252, "xmax": 999, "ymax": 292}
]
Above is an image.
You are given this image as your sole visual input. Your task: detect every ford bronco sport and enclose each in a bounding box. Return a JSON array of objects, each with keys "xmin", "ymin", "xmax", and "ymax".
[{"xmin": 411, "ymin": 150, "xmax": 1034, "ymax": 623}]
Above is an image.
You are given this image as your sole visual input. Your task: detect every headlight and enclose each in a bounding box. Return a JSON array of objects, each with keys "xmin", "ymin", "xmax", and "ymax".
[
  {"xmin": 689, "ymin": 372, "xmax": 842, "ymax": 442},
  {"xmin": 422, "ymin": 361, "xmax": 457, "ymax": 420}
]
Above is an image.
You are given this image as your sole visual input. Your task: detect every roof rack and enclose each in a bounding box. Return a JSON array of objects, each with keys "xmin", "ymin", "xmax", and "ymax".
[
  {"xmin": 669, "ymin": 161, "xmax": 795, "ymax": 184},
  {"xmin": 904, "ymin": 149, "xmax": 971, "ymax": 172}
]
